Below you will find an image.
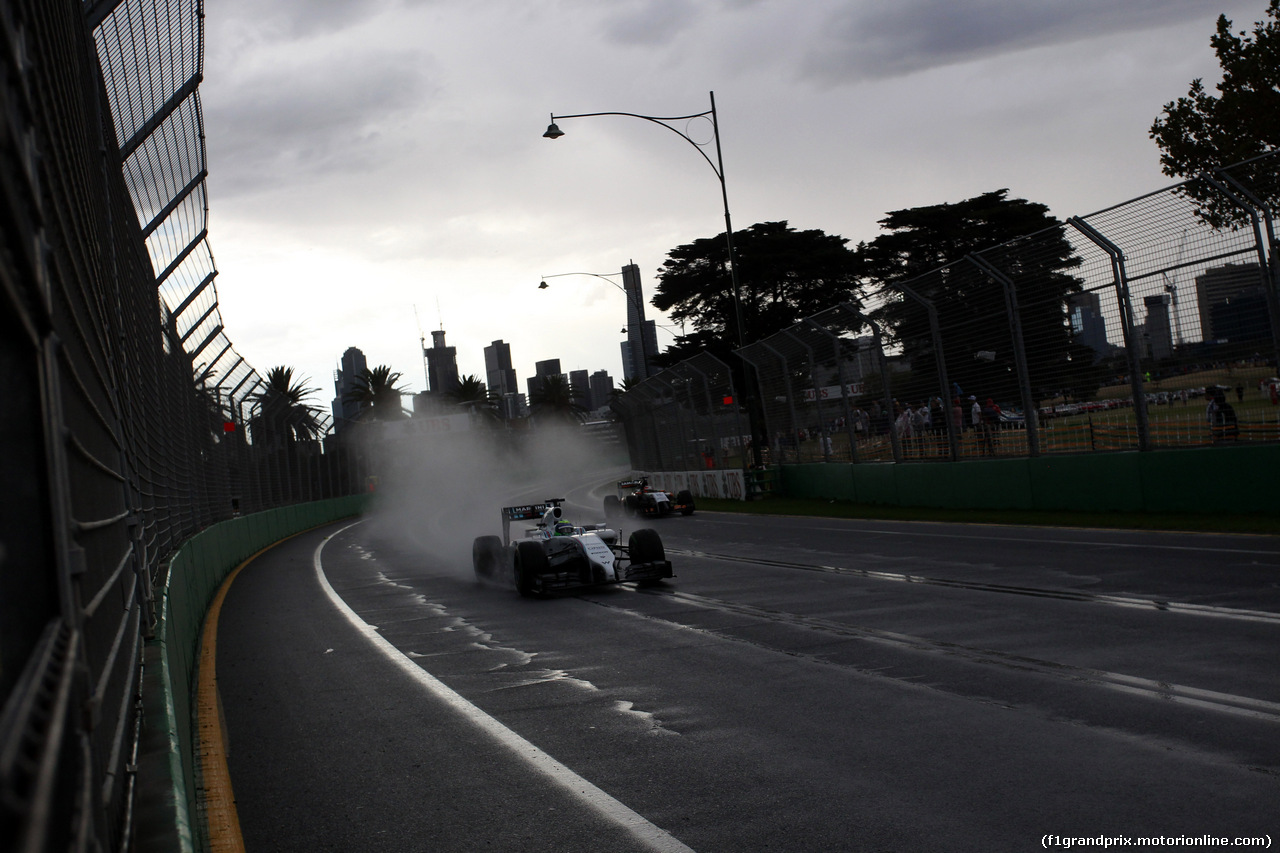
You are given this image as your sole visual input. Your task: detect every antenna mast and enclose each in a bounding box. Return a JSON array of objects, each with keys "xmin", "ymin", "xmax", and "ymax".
[{"xmin": 414, "ymin": 305, "xmax": 429, "ymax": 389}]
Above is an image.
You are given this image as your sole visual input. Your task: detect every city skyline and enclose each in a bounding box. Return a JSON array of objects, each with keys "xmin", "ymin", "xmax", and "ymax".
[{"xmin": 198, "ymin": 1, "xmax": 1266, "ymax": 401}]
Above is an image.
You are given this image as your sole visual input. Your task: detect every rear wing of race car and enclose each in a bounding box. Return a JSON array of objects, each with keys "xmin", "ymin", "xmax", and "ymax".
[
  {"xmin": 617, "ymin": 477, "xmax": 648, "ymax": 492},
  {"xmin": 500, "ymin": 500, "xmax": 566, "ymax": 545},
  {"xmin": 501, "ymin": 504, "xmax": 545, "ymax": 546}
]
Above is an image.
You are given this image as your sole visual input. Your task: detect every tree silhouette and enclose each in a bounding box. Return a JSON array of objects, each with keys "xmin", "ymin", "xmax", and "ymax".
[
  {"xmin": 343, "ymin": 365, "xmax": 408, "ymax": 421},
  {"xmin": 529, "ymin": 374, "xmax": 587, "ymax": 424},
  {"xmin": 652, "ymin": 221, "xmax": 861, "ymax": 363},
  {"xmin": 1150, "ymin": 0, "xmax": 1280, "ymax": 226},
  {"xmin": 447, "ymin": 374, "xmax": 500, "ymax": 421},
  {"xmin": 250, "ymin": 366, "xmax": 322, "ymax": 449},
  {"xmin": 858, "ymin": 190, "xmax": 1089, "ymax": 404}
]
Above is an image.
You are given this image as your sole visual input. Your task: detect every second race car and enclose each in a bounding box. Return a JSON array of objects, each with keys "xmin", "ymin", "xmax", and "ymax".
[{"xmin": 604, "ymin": 476, "xmax": 695, "ymax": 519}]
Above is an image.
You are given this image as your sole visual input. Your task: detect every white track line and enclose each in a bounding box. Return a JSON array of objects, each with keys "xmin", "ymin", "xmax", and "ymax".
[{"xmin": 314, "ymin": 522, "xmax": 696, "ymax": 853}]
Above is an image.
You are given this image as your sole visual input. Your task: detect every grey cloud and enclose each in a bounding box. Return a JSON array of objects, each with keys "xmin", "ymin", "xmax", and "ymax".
[
  {"xmin": 206, "ymin": 50, "xmax": 437, "ymax": 193},
  {"xmin": 599, "ymin": 0, "xmax": 704, "ymax": 46},
  {"xmin": 800, "ymin": 0, "xmax": 1223, "ymax": 83}
]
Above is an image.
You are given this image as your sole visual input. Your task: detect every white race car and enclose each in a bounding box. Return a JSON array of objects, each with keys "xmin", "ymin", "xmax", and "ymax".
[{"xmin": 472, "ymin": 499, "xmax": 673, "ymax": 597}]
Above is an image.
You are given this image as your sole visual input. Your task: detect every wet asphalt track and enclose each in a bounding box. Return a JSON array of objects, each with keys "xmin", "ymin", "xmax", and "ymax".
[{"xmin": 215, "ymin": 479, "xmax": 1280, "ymax": 851}]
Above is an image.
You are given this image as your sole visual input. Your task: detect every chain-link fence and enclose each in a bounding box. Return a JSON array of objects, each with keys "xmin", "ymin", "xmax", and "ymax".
[
  {"xmin": 614, "ymin": 154, "xmax": 1280, "ymax": 471},
  {"xmin": 1, "ymin": 2, "xmax": 363, "ymax": 850}
]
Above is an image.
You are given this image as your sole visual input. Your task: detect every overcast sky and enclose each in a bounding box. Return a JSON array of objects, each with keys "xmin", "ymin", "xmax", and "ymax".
[{"xmin": 199, "ymin": 0, "xmax": 1266, "ymax": 410}]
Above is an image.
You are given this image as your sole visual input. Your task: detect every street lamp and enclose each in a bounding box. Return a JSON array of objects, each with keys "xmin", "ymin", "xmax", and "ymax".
[
  {"xmin": 538, "ymin": 269, "xmax": 653, "ymax": 381},
  {"xmin": 543, "ymin": 92, "xmax": 763, "ymax": 469},
  {"xmin": 542, "ymin": 92, "xmax": 745, "ymax": 349}
]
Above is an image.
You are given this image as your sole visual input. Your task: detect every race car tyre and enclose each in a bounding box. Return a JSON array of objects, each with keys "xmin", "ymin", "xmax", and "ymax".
[
  {"xmin": 628, "ymin": 528, "xmax": 665, "ymax": 565},
  {"xmin": 472, "ymin": 535, "xmax": 504, "ymax": 584},
  {"xmin": 676, "ymin": 490, "xmax": 695, "ymax": 516},
  {"xmin": 514, "ymin": 540, "xmax": 548, "ymax": 598},
  {"xmin": 603, "ymin": 495, "xmax": 622, "ymax": 520}
]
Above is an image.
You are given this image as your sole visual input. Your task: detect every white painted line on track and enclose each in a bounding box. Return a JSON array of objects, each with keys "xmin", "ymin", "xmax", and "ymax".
[
  {"xmin": 806, "ymin": 526, "xmax": 1280, "ymax": 555},
  {"xmin": 314, "ymin": 522, "xmax": 696, "ymax": 853}
]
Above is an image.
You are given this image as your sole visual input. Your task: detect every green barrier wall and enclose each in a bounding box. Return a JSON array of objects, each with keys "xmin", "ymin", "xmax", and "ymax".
[
  {"xmin": 138, "ymin": 495, "xmax": 369, "ymax": 853},
  {"xmin": 776, "ymin": 445, "xmax": 1280, "ymax": 514}
]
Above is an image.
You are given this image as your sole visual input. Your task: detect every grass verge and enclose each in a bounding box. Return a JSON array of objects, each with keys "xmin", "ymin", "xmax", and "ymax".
[{"xmin": 693, "ymin": 496, "xmax": 1280, "ymax": 535}]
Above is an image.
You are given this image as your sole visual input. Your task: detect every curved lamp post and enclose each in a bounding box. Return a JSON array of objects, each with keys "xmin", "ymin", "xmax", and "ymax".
[
  {"xmin": 542, "ymin": 92, "xmax": 746, "ymax": 350},
  {"xmin": 539, "ymin": 270, "xmax": 653, "ymax": 380},
  {"xmin": 544, "ymin": 92, "xmax": 764, "ymax": 470}
]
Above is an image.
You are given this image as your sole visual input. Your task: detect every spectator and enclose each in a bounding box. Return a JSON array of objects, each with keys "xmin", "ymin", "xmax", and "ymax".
[{"xmin": 980, "ymin": 397, "xmax": 1001, "ymax": 455}]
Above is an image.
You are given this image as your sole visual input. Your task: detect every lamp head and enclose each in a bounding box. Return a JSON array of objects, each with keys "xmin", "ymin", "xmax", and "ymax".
[
  {"xmin": 543, "ymin": 122, "xmax": 564, "ymax": 139},
  {"xmin": 538, "ymin": 281, "xmax": 549, "ymax": 289}
]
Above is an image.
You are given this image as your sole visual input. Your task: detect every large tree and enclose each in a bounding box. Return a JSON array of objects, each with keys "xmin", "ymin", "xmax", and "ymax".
[
  {"xmin": 858, "ymin": 190, "xmax": 1094, "ymax": 405},
  {"xmin": 1150, "ymin": 0, "xmax": 1280, "ymax": 226},
  {"xmin": 651, "ymin": 221, "xmax": 861, "ymax": 365}
]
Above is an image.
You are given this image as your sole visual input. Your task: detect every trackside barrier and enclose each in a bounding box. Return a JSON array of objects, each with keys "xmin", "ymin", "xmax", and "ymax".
[
  {"xmin": 773, "ymin": 445, "xmax": 1280, "ymax": 514},
  {"xmin": 639, "ymin": 470, "xmax": 749, "ymax": 501},
  {"xmin": 136, "ymin": 495, "xmax": 369, "ymax": 853}
]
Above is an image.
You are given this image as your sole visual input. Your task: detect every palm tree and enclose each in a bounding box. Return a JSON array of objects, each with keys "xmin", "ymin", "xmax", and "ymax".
[
  {"xmin": 611, "ymin": 376, "xmax": 642, "ymax": 399},
  {"xmin": 447, "ymin": 374, "xmax": 500, "ymax": 421},
  {"xmin": 250, "ymin": 366, "xmax": 322, "ymax": 448},
  {"xmin": 529, "ymin": 374, "xmax": 588, "ymax": 424},
  {"xmin": 343, "ymin": 365, "xmax": 409, "ymax": 421}
]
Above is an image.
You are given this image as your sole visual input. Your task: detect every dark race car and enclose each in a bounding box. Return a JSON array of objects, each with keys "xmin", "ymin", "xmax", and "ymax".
[
  {"xmin": 604, "ymin": 476, "xmax": 695, "ymax": 520},
  {"xmin": 472, "ymin": 499, "xmax": 673, "ymax": 597}
]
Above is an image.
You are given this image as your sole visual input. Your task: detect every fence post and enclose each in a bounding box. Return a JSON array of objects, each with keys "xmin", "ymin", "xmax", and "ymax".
[
  {"xmin": 966, "ymin": 253, "xmax": 1041, "ymax": 457},
  {"xmin": 1068, "ymin": 216, "xmax": 1151, "ymax": 451}
]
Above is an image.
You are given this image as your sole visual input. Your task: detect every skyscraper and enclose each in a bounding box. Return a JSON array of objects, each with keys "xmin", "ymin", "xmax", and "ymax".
[
  {"xmin": 484, "ymin": 339, "xmax": 517, "ymax": 396},
  {"xmin": 621, "ymin": 263, "xmax": 658, "ymax": 381},
  {"xmin": 589, "ymin": 369, "xmax": 614, "ymax": 412},
  {"xmin": 1067, "ymin": 292, "xmax": 1109, "ymax": 356},
  {"xmin": 527, "ymin": 358, "xmax": 563, "ymax": 399},
  {"xmin": 425, "ymin": 329, "xmax": 460, "ymax": 395},
  {"xmin": 332, "ymin": 346, "xmax": 369, "ymax": 433},
  {"xmin": 569, "ymin": 369, "xmax": 590, "ymax": 410},
  {"xmin": 1142, "ymin": 293, "xmax": 1173, "ymax": 360},
  {"xmin": 1196, "ymin": 263, "xmax": 1265, "ymax": 342}
]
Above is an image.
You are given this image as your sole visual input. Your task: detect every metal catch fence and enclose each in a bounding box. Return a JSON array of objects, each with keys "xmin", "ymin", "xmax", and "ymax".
[
  {"xmin": 1, "ymin": 1, "xmax": 362, "ymax": 851},
  {"xmin": 615, "ymin": 154, "xmax": 1280, "ymax": 470}
]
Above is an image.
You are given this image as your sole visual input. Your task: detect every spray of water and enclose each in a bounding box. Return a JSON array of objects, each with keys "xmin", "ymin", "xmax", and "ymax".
[{"xmin": 358, "ymin": 417, "xmax": 629, "ymax": 579}]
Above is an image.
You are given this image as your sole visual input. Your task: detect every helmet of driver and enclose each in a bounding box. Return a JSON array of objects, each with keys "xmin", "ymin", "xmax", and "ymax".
[{"xmin": 554, "ymin": 521, "xmax": 574, "ymax": 536}]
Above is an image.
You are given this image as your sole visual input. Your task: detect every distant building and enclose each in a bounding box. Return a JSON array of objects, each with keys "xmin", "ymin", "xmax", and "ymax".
[
  {"xmin": 332, "ymin": 346, "xmax": 368, "ymax": 433},
  {"xmin": 498, "ymin": 392, "xmax": 527, "ymax": 419},
  {"xmin": 1067, "ymin": 291, "xmax": 1110, "ymax": 356},
  {"xmin": 1192, "ymin": 261, "xmax": 1264, "ymax": 340},
  {"xmin": 1141, "ymin": 293, "xmax": 1173, "ymax": 360},
  {"xmin": 589, "ymin": 369, "xmax": 614, "ymax": 412},
  {"xmin": 425, "ymin": 329, "xmax": 461, "ymax": 396},
  {"xmin": 569, "ymin": 369, "xmax": 590, "ymax": 409},
  {"xmin": 527, "ymin": 358, "xmax": 563, "ymax": 399},
  {"xmin": 484, "ymin": 339, "xmax": 517, "ymax": 397},
  {"xmin": 621, "ymin": 263, "xmax": 659, "ymax": 381}
]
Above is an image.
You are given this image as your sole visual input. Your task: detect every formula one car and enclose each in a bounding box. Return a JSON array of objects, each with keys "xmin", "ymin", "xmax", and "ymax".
[
  {"xmin": 472, "ymin": 499, "xmax": 673, "ymax": 597},
  {"xmin": 604, "ymin": 476, "xmax": 695, "ymax": 519}
]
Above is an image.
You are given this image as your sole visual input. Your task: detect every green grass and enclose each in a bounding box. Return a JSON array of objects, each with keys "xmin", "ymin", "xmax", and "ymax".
[{"xmin": 693, "ymin": 496, "xmax": 1280, "ymax": 535}]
